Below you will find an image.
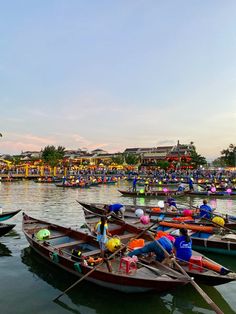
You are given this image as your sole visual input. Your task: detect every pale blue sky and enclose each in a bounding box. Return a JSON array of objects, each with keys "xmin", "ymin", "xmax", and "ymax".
[{"xmin": 1, "ymin": 1, "xmax": 236, "ymax": 160}]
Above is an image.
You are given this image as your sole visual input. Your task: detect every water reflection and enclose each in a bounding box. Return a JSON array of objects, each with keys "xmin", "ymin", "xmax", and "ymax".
[
  {"xmin": 1, "ymin": 180, "xmax": 236, "ymax": 314},
  {"xmin": 20, "ymin": 247, "xmax": 235, "ymax": 314},
  {"xmin": 0, "ymin": 242, "xmax": 12, "ymax": 256}
]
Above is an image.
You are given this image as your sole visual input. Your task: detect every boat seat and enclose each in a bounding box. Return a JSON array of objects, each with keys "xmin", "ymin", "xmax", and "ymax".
[
  {"xmin": 118, "ymin": 233, "xmax": 136, "ymax": 240},
  {"xmin": 82, "ymin": 249, "xmax": 101, "ymax": 257},
  {"xmin": 48, "ymin": 233, "xmax": 71, "ymax": 240},
  {"xmin": 53, "ymin": 240, "xmax": 86, "ymax": 249},
  {"xmin": 221, "ymin": 234, "xmax": 236, "ymax": 242}
]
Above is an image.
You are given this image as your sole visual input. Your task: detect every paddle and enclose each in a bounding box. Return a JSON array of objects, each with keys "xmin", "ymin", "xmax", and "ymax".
[
  {"xmin": 146, "ymin": 232, "xmax": 224, "ymax": 314},
  {"xmin": 53, "ymin": 219, "xmax": 160, "ymax": 301}
]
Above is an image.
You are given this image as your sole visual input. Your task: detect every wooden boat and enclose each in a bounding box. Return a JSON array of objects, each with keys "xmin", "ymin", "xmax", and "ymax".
[
  {"xmin": 137, "ymin": 181, "xmax": 179, "ymax": 188},
  {"xmin": 0, "ymin": 223, "xmax": 15, "ymax": 237},
  {"xmin": 34, "ymin": 178, "xmax": 62, "ymax": 184},
  {"xmin": 55, "ymin": 182, "xmax": 91, "ymax": 188},
  {"xmin": 156, "ymin": 222, "xmax": 236, "ymax": 256},
  {"xmin": 198, "ymin": 183, "xmax": 236, "ymax": 192},
  {"xmin": 78, "ymin": 202, "xmax": 236, "ymax": 230},
  {"xmin": 82, "ymin": 212, "xmax": 236, "ymax": 286},
  {"xmin": 0, "ymin": 209, "xmax": 21, "ymax": 222},
  {"xmin": 185, "ymin": 190, "xmax": 236, "ymax": 198},
  {"xmin": 22, "ymin": 213, "xmax": 190, "ymax": 293},
  {"xmin": 80, "ymin": 202, "xmax": 236, "ymax": 256},
  {"xmin": 118, "ymin": 189, "xmax": 185, "ymax": 197}
]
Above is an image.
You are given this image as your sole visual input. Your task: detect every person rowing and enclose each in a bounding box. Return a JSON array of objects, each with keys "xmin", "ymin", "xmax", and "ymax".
[{"xmin": 199, "ymin": 199, "xmax": 213, "ymax": 219}]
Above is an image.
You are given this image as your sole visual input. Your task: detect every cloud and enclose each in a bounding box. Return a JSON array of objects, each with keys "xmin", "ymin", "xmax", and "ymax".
[
  {"xmin": 157, "ymin": 139, "xmax": 176, "ymax": 145},
  {"xmin": 0, "ymin": 133, "xmax": 56, "ymax": 154}
]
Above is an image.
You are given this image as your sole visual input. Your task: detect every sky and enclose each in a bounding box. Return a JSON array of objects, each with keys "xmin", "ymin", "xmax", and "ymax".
[{"xmin": 0, "ymin": 1, "xmax": 236, "ymax": 161}]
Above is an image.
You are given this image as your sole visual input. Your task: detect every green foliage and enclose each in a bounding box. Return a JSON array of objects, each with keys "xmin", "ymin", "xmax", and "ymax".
[
  {"xmin": 190, "ymin": 151, "xmax": 207, "ymax": 168},
  {"xmin": 212, "ymin": 157, "xmax": 226, "ymax": 168},
  {"xmin": 156, "ymin": 160, "xmax": 169, "ymax": 170},
  {"xmin": 12, "ymin": 156, "xmax": 22, "ymax": 165},
  {"xmin": 111, "ymin": 153, "xmax": 125, "ymax": 165},
  {"xmin": 124, "ymin": 153, "xmax": 139, "ymax": 165},
  {"xmin": 41, "ymin": 145, "xmax": 65, "ymax": 167},
  {"xmin": 221, "ymin": 144, "xmax": 236, "ymax": 167}
]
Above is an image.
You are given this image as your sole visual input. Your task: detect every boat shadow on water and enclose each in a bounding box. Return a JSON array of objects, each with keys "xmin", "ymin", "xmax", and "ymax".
[
  {"xmin": 21, "ymin": 247, "xmax": 235, "ymax": 314},
  {"xmin": 0, "ymin": 242, "xmax": 12, "ymax": 256}
]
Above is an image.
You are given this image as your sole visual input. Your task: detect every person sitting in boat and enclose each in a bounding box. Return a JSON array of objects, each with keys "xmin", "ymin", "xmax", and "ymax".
[
  {"xmin": 127, "ymin": 236, "xmax": 174, "ymax": 263},
  {"xmin": 173, "ymin": 228, "xmax": 192, "ymax": 263},
  {"xmin": 177, "ymin": 183, "xmax": 185, "ymax": 192},
  {"xmin": 164, "ymin": 197, "xmax": 178, "ymax": 212},
  {"xmin": 144, "ymin": 181, "xmax": 150, "ymax": 192},
  {"xmin": 104, "ymin": 203, "xmax": 125, "ymax": 219},
  {"xmin": 199, "ymin": 199, "xmax": 213, "ymax": 219},
  {"xmin": 95, "ymin": 217, "xmax": 112, "ymax": 258}
]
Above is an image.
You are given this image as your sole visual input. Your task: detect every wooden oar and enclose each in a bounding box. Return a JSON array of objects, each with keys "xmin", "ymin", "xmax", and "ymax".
[
  {"xmin": 53, "ymin": 219, "xmax": 161, "ymax": 301},
  {"xmin": 147, "ymin": 232, "xmax": 224, "ymax": 314}
]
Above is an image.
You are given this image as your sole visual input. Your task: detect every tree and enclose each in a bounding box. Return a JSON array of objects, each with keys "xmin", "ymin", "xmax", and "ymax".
[
  {"xmin": 212, "ymin": 157, "xmax": 226, "ymax": 168},
  {"xmin": 221, "ymin": 144, "xmax": 236, "ymax": 167},
  {"xmin": 124, "ymin": 153, "xmax": 139, "ymax": 165},
  {"xmin": 190, "ymin": 151, "xmax": 207, "ymax": 168},
  {"xmin": 111, "ymin": 153, "xmax": 125, "ymax": 165},
  {"xmin": 156, "ymin": 160, "xmax": 169, "ymax": 170},
  {"xmin": 41, "ymin": 146, "xmax": 65, "ymax": 167}
]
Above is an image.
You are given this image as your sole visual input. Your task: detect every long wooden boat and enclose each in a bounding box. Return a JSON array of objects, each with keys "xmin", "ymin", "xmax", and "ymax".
[
  {"xmin": 22, "ymin": 213, "xmax": 189, "ymax": 293},
  {"xmin": 198, "ymin": 183, "xmax": 236, "ymax": 192},
  {"xmin": 82, "ymin": 212, "xmax": 236, "ymax": 286},
  {"xmin": 0, "ymin": 209, "xmax": 21, "ymax": 222},
  {"xmin": 156, "ymin": 222, "xmax": 236, "ymax": 256},
  {"xmin": 0, "ymin": 223, "xmax": 15, "ymax": 237},
  {"xmin": 55, "ymin": 183, "xmax": 91, "ymax": 189},
  {"xmin": 78, "ymin": 201, "xmax": 236, "ymax": 230},
  {"xmin": 118, "ymin": 189, "xmax": 185, "ymax": 197},
  {"xmin": 34, "ymin": 178, "xmax": 62, "ymax": 184},
  {"xmin": 80, "ymin": 202, "xmax": 236, "ymax": 256},
  {"xmin": 185, "ymin": 190, "xmax": 236, "ymax": 198}
]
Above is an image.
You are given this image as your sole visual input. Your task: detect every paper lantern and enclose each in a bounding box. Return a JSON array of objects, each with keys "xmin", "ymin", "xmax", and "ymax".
[
  {"xmin": 212, "ymin": 216, "xmax": 225, "ymax": 227},
  {"xmin": 157, "ymin": 200, "xmax": 165, "ymax": 208},
  {"xmin": 135, "ymin": 208, "xmax": 144, "ymax": 218},
  {"xmin": 36, "ymin": 229, "xmax": 50, "ymax": 240},
  {"xmin": 140, "ymin": 215, "xmax": 150, "ymax": 225}
]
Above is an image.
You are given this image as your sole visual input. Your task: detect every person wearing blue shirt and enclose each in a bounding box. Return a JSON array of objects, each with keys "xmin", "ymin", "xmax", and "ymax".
[
  {"xmin": 177, "ymin": 183, "xmax": 185, "ymax": 192},
  {"xmin": 164, "ymin": 197, "xmax": 178, "ymax": 211},
  {"xmin": 174, "ymin": 228, "xmax": 192, "ymax": 262},
  {"xmin": 104, "ymin": 203, "xmax": 125, "ymax": 219},
  {"xmin": 128, "ymin": 236, "xmax": 173, "ymax": 262},
  {"xmin": 188, "ymin": 177, "xmax": 194, "ymax": 191},
  {"xmin": 132, "ymin": 177, "xmax": 137, "ymax": 192},
  {"xmin": 199, "ymin": 199, "xmax": 213, "ymax": 219}
]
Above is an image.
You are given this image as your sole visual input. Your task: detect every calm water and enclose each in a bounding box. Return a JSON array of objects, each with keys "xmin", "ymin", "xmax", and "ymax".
[{"xmin": 0, "ymin": 180, "xmax": 236, "ymax": 314}]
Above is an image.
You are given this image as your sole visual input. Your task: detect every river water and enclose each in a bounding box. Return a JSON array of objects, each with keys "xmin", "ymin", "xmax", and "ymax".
[{"xmin": 0, "ymin": 180, "xmax": 236, "ymax": 314}]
